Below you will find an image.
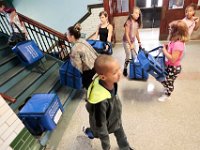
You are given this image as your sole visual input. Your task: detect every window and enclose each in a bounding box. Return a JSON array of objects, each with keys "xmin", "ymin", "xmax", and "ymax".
[
  {"xmin": 169, "ymin": 0, "xmax": 184, "ymax": 9},
  {"xmin": 136, "ymin": 0, "xmax": 163, "ymax": 8},
  {"xmin": 112, "ymin": 0, "xmax": 129, "ymax": 14}
]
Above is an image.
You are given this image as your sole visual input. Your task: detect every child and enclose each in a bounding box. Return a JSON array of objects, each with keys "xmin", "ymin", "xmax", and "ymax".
[
  {"xmin": 66, "ymin": 23, "xmax": 98, "ymax": 89},
  {"xmin": 182, "ymin": 3, "xmax": 199, "ymax": 36},
  {"xmin": 169, "ymin": 3, "xmax": 200, "ymax": 37},
  {"xmin": 85, "ymin": 55, "xmax": 134, "ymax": 150},
  {"xmin": 158, "ymin": 20, "xmax": 189, "ymax": 102},
  {"xmin": 122, "ymin": 7, "xmax": 142, "ymax": 76},
  {"xmin": 92, "ymin": 11, "xmax": 113, "ymax": 53}
]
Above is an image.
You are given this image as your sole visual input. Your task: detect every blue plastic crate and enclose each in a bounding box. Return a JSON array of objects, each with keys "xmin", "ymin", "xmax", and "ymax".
[
  {"xmin": 12, "ymin": 40, "xmax": 44, "ymax": 66},
  {"xmin": 18, "ymin": 93, "xmax": 63, "ymax": 135}
]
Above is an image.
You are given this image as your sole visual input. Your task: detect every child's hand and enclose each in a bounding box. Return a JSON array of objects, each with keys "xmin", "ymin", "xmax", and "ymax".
[
  {"xmin": 193, "ymin": 17, "xmax": 199, "ymax": 23},
  {"xmin": 130, "ymin": 44, "xmax": 134, "ymax": 50},
  {"xmin": 163, "ymin": 44, "xmax": 168, "ymax": 52},
  {"xmin": 105, "ymin": 45, "xmax": 109, "ymax": 50},
  {"xmin": 138, "ymin": 42, "xmax": 142, "ymax": 48}
]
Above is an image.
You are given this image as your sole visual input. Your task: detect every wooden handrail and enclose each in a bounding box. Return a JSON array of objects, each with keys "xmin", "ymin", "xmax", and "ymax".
[
  {"xmin": 18, "ymin": 13, "xmax": 66, "ymax": 40},
  {"xmin": 0, "ymin": 93, "xmax": 16, "ymax": 103}
]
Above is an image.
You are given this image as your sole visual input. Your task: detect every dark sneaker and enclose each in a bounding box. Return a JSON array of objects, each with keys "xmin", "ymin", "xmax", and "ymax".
[
  {"xmin": 83, "ymin": 127, "xmax": 94, "ymax": 139},
  {"xmin": 123, "ymin": 68, "xmax": 128, "ymax": 77}
]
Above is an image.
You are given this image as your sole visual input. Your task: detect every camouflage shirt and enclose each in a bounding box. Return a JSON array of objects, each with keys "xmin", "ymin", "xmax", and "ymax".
[{"xmin": 70, "ymin": 39, "xmax": 98, "ymax": 73}]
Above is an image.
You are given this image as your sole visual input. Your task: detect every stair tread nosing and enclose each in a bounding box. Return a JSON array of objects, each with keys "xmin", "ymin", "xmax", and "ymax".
[
  {"xmin": 0, "ymin": 64, "xmax": 25, "ymax": 86},
  {"xmin": 5, "ymin": 72, "xmax": 41, "ymax": 98},
  {"xmin": 33, "ymin": 70, "xmax": 60, "ymax": 94},
  {"xmin": 0, "ymin": 53, "xmax": 16, "ymax": 66},
  {"xmin": 5, "ymin": 60, "xmax": 57, "ymax": 98},
  {"xmin": 56, "ymin": 86, "xmax": 74, "ymax": 106}
]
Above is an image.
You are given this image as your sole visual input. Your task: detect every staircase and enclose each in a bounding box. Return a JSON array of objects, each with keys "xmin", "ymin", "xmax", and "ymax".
[{"xmin": 0, "ymin": 33, "xmax": 82, "ymax": 149}]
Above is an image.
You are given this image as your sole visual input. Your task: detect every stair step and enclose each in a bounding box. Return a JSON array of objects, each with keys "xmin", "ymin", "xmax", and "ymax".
[
  {"xmin": 0, "ymin": 53, "xmax": 16, "ymax": 66},
  {"xmin": 5, "ymin": 60, "xmax": 56, "ymax": 98},
  {"xmin": 0, "ymin": 47, "xmax": 13, "ymax": 59},
  {"xmin": 5, "ymin": 71, "xmax": 41, "ymax": 99},
  {"xmin": 32, "ymin": 70, "xmax": 60, "ymax": 94},
  {"xmin": 0, "ymin": 64, "xmax": 30, "ymax": 92},
  {"xmin": 0, "ymin": 53, "xmax": 20, "ymax": 75},
  {"xmin": 56, "ymin": 86, "xmax": 75, "ymax": 106},
  {"xmin": 0, "ymin": 34, "xmax": 8, "ymax": 46},
  {"xmin": 8, "ymin": 60, "xmax": 58, "ymax": 111}
]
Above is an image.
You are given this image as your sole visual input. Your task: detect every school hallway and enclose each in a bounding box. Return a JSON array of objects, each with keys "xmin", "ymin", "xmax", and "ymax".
[{"xmin": 46, "ymin": 28, "xmax": 200, "ymax": 150}]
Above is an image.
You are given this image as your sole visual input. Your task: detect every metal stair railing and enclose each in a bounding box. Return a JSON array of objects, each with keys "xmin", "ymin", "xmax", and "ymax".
[{"xmin": 0, "ymin": 12, "xmax": 71, "ymax": 61}]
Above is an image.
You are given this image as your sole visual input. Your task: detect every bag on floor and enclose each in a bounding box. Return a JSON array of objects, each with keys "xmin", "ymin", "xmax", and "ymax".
[
  {"xmin": 129, "ymin": 50, "xmax": 148, "ymax": 80},
  {"xmin": 12, "ymin": 40, "xmax": 44, "ymax": 66},
  {"xmin": 87, "ymin": 40, "xmax": 112, "ymax": 55},
  {"xmin": 59, "ymin": 59, "xmax": 82, "ymax": 89}
]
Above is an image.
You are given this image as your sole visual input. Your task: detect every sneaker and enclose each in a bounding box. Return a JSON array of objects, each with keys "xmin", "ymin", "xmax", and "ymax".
[
  {"xmin": 129, "ymin": 147, "xmax": 135, "ymax": 150},
  {"xmin": 83, "ymin": 127, "xmax": 94, "ymax": 139},
  {"xmin": 158, "ymin": 94, "xmax": 171, "ymax": 102},
  {"xmin": 123, "ymin": 68, "xmax": 128, "ymax": 77}
]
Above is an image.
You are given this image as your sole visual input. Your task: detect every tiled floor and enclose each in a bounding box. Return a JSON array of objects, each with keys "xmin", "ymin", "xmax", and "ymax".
[{"xmin": 47, "ymin": 28, "xmax": 200, "ymax": 150}]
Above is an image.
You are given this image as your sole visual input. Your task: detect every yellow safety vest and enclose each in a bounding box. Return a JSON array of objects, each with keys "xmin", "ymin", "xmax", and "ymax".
[{"xmin": 87, "ymin": 77, "xmax": 111, "ymax": 104}]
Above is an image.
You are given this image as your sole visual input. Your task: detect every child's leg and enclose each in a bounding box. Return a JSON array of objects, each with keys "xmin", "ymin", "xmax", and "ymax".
[
  {"xmin": 114, "ymin": 126, "xmax": 130, "ymax": 150},
  {"xmin": 161, "ymin": 66, "xmax": 181, "ymax": 96},
  {"xmin": 99, "ymin": 135, "xmax": 111, "ymax": 150},
  {"xmin": 123, "ymin": 42, "xmax": 132, "ymax": 76},
  {"xmin": 123, "ymin": 42, "xmax": 131, "ymax": 63}
]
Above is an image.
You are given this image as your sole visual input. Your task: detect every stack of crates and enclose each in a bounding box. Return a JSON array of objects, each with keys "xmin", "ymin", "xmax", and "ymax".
[{"xmin": 18, "ymin": 93, "xmax": 64, "ymax": 136}]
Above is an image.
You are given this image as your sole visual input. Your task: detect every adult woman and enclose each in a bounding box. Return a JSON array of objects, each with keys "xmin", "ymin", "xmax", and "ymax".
[{"xmin": 66, "ymin": 24, "xmax": 98, "ymax": 89}]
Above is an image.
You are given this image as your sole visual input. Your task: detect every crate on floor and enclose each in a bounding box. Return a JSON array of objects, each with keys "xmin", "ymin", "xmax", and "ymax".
[{"xmin": 18, "ymin": 93, "xmax": 64, "ymax": 136}]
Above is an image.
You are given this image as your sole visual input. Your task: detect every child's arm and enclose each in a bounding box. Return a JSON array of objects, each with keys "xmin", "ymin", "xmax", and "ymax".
[
  {"xmin": 169, "ymin": 20, "xmax": 178, "ymax": 27},
  {"xmin": 124, "ymin": 23, "xmax": 134, "ymax": 50},
  {"xmin": 193, "ymin": 16, "xmax": 200, "ymax": 31},
  {"xmin": 20, "ymin": 21, "xmax": 28, "ymax": 37},
  {"xmin": 135, "ymin": 29, "xmax": 141, "ymax": 46},
  {"xmin": 9, "ymin": 10, "xmax": 16, "ymax": 24},
  {"xmin": 107, "ymin": 24, "xmax": 113, "ymax": 43},
  {"xmin": 105, "ymin": 24, "xmax": 113, "ymax": 50}
]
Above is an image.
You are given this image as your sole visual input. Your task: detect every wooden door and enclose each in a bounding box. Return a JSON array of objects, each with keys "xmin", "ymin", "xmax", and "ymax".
[{"xmin": 159, "ymin": 0, "xmax": 198, "ymax": 40}]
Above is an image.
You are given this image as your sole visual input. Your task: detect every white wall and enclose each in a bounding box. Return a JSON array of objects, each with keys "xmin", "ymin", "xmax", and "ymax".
[
  {"xmin": 0, "ymin": 96, "xmax": 24, "ymax": 150},
  {"xmin": 81, "ymin": 7, "xmax": 104, "ymax": 38},
  {"xmin": 13, "ymin": 0, "xmax": 102, "ymax": 33}
]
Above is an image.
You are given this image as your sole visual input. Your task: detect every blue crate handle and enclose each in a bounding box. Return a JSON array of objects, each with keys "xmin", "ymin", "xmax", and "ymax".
[{"xmin": 148, "ymin": 46, "xmax": 163, "ymax": 53}]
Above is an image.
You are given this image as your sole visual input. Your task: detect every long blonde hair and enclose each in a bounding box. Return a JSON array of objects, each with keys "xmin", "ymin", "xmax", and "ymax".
[{"xmin": 169, "ymin": 20, "xmax": 189, "ymax": 42}]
